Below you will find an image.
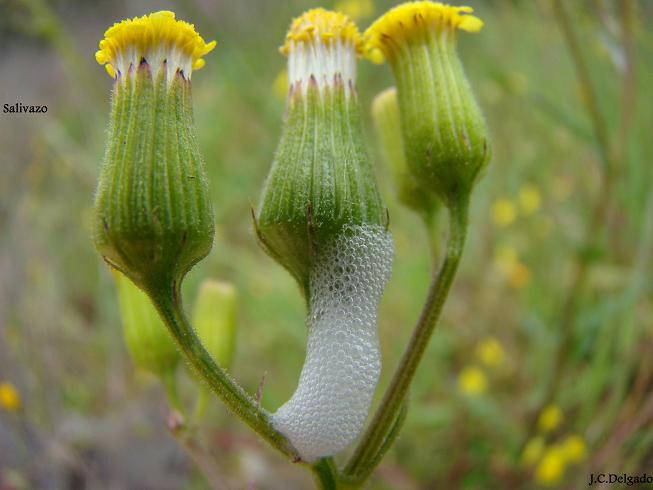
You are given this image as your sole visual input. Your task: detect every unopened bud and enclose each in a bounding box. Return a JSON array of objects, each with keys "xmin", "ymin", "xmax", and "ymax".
[
  {"xmin": 113, "ymin": 270, "xmax": 179, "ymax": 377},
  {"xmin": 371, "ymin": 87, "xmax": 438, "ymax": 218},
  {"xmin": 192, "ymin": 280, "xmax": 237, "ymax": 370}
]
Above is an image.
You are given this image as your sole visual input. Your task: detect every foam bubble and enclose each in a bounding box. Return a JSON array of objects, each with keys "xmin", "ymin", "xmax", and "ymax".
[{"xmin": 272, "ymin": 224, "xmax": 394, "ymax": 461}]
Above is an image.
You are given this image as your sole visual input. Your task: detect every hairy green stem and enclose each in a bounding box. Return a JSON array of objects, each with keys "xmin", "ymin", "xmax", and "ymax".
[
  {"xmin": 343, "ymin": 200, "xmax": 469, "ymax": 482},
  {"xmin": 365, "ymin": 399, "xmax": 409, "ymax": 474},
  {"xmin": 147, "ymin": 279, "xmax": 300, "ymax": 460}
]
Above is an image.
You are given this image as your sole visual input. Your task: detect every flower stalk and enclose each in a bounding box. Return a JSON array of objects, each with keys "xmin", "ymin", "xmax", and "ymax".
[{"xmin": 147, "ymin": 280, "xmax": 300, "ymax": 458}]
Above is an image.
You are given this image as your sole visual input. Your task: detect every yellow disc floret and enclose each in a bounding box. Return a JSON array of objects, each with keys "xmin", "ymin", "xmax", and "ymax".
[
  {"xmin": 0, "ymin": 382, "xmax": 21, "ymax": 412},
  {"xmin": 364, "ymin": 2, "xmax": 483, "ymax": 63},
  {"xmin": 95, "ymin": 11, "xmax": 216, "ymax": 79},
  {"xmin": 280, "ymin": 8, "xmax": 363, "ymax": 56}
]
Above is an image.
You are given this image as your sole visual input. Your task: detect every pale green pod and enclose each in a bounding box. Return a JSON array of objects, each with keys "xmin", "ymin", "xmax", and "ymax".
[
  {"xmin": 192, "ymin": 280, "xmax": 237, "ymax": 370},
  {"xmin": 113, "ymin": 271, "xmax": 179, "ymax": 377},
  {"xmin": 371, "ymin": 87, "xmax": 439, "ymax": 218}
]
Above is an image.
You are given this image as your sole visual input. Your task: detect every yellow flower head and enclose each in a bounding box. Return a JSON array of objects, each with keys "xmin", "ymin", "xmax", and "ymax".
[
  {"xmin": 538, "ymin": 404, "xmax": 564, "ymax": 433},
  {"xmin": 560, "ymin": 434, "xmax": 587, "ymax": 464},
  {"xmin": 494, "ymin": 245, "xmax": 518, "ymax": 272},
  {"xmin": 475, "ymin": 337, "xmax": 505, "ymax": 368},
  {"xmin": 518, "ymin": 184, "xmax": 542, "ymax": 215},
  {"xmin": 491, "ymin": 198, "xmax": 517, "ymax": 227},
  {"xmin": 0, "ymin": 382, "xmax": 21, "ymax": 412},
  {"xmin": 95, "ymin": 11, "xmax": 216, "ymax": 79},
  {"xmin": 507, "ymin": 261, "xmax": 530, "ymax": 289},
  {"xmin": 281, "ymin": 9, "xmax": 363, "ymax": 97},
  {"xmin": 521, "ymin": 436, "xmax": 545, "ymax": 467},
  {"xmin": 458, "ymin": 366, "xmax": 488, "ymax": 396},
  {"xmin": 280, "ymin": 8, "xmax": 363, "ymax": 56},
  {"xmin": 493, "ymin": 245, "xmax": 530, "ymax": 288},
  {"xmin": 534, "ymin": 446, "xmax": 566, "ymax": 486},
  {"xmin": 364, "ymin": 2, "xmax": 483, "ymax": 63}
]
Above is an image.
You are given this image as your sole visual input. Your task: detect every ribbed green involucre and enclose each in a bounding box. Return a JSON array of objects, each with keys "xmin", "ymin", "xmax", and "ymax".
[
  {"xmin": 390, "ymin": 29, "xmax": 490, "ymax": 208},
  {"xmin": 257, "ymin": 81, "xmax": 385, "ymax": 293},
  {"xmin": 93, "ymin": 65, "xmax": 214, "ymax": 289}
]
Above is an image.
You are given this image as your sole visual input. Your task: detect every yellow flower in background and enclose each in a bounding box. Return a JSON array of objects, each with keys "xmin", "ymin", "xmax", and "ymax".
[
  {"xmin": 273, "ymin": 69, "xmax": 288, "ymax": 100},
  {"xmin": 458, "ymin": 366, "xmax": 488, "ymax": 396},
  {"xmin": 0, "ymin": 382, "xmax": 21, "ymax": 412},
  {"xmin": 521, "ymin": 436, "xmax": 545, "ymax": 467},
  {"xmin": 475, "ymin": 337, "xmax": 505, "ymax": 368},
  {"xmin": 491, "ymin": 198, "xmax": 517, "ymax": 227},
  {"xmin": 534, "ymin": 446, "xmax": 566, "ymax": 486},
  {"xmin": 494, "ymin": 245, "xmax": 518, "ymax": 272},
  {"xmin": 507, "ymin": 261, "xmax": 531, "ymax": 289},
  {"xmin": 518, "ymin": 184, "xmax": 541, "ymax": 215},
  {"xmin": 523, "ymin": 434, "xmax": 586, "ymax": 484},
  {"xmin": 538, "ymin": 404, "xmax": 563, "ymax": 433},
  {"xmin": 334, "ymin": 0, "xmax": 374, "ymax": 21},
  {"xmin": 494, "ymin": 246, "xmax": 531, "ymax": 289},
  {"xmin": 560, "ymin": 434, "xmax": 587, "ymax": 464}
]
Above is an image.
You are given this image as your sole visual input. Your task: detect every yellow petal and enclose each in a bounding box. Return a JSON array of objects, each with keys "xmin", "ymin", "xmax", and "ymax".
[
  {"xmin": 280, "ymin": 8, "xmax": 363, "ymax": 56},
  {"xmin": 95, "ymin": 10, "xmax": 216, "ymax": 78},
  {"xmin": 364, "ymin": 2, "xmax": 483, "ymax": 62}
]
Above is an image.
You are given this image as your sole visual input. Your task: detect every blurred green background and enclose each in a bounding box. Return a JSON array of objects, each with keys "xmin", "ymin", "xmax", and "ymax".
[{"xmin": 0, "ymin": 0, "xmax": 652, "ymax": 488}]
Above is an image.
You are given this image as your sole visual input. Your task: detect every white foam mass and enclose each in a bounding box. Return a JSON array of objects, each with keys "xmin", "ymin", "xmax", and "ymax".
[{"xmin": 271, "ymin": 224, "xmax": 394, "ymax": 462}]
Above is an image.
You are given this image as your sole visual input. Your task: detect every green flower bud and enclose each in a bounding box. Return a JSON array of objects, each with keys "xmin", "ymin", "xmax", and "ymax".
[
  {"xmin": 93, "ymin": 11, "xmax": 216, "ymax": 289},
  {"xmin": 365, "ymin": 2, "xmax": 490, "ymax": 209},
  {"xmin": 256, "ymin": 9, "xmax": 386, "ymax": 292},
  {"xmin": 192, "ymin": 280, "xmax": 237, "ymax": 370},
  {"xmin": 371, "ymin": 87, "xmax": 438, "ymax": 218},
  {"xmin": 113, "ymin": 270, "xmax": 179, "ymax": 377}
]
